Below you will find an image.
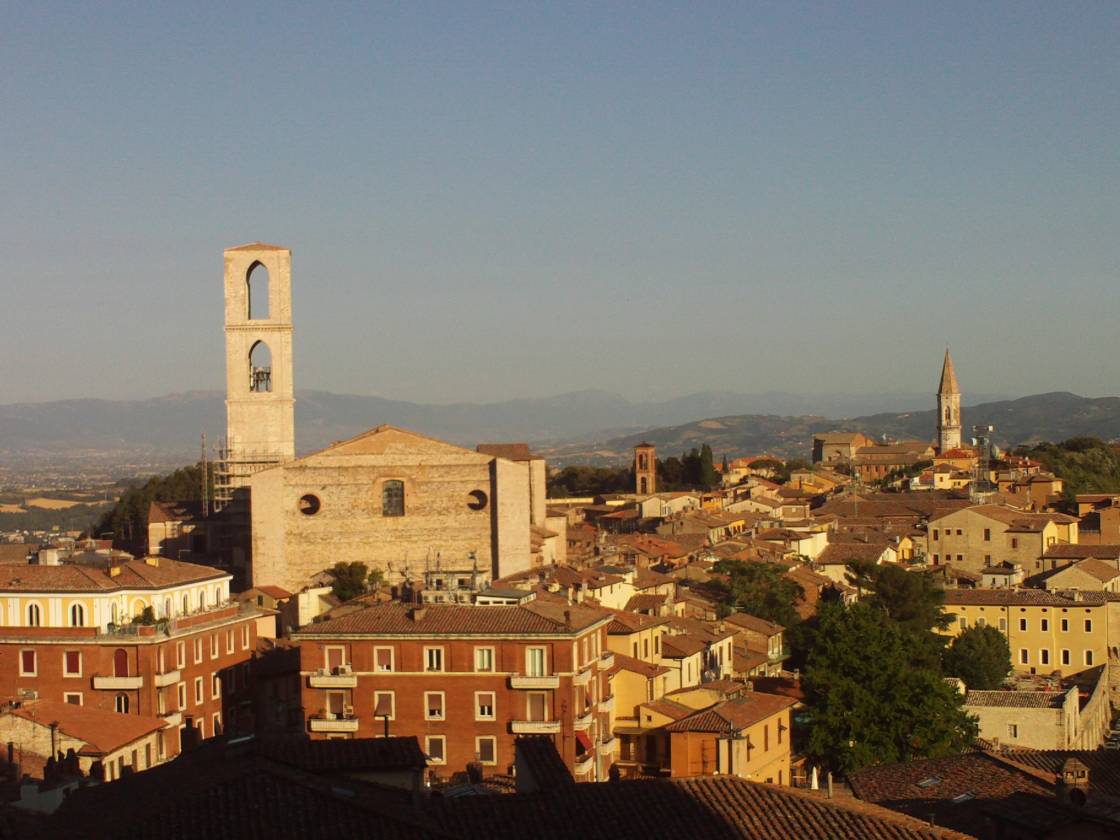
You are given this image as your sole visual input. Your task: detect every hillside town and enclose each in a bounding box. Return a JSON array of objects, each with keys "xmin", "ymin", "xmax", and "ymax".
[{"xmin": 0, "ymin": 244, "xmax": 1117, "ymax": 839}]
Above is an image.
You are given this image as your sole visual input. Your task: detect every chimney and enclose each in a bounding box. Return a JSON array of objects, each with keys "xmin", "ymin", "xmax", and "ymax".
[
  {"xmin": 564, "ymin": 609, "xmax": 572, "ymax": 628},
  {"xmin": 1057, "ymin": 757, "xmax": 1090, "ymax": 807},
  {"xmin": 38, "ymin": 549, "xmax": 59, "ymax": 566},
  {"xmin": 409, "ymin": 607, "xmax": 427, "ymax": 622}
]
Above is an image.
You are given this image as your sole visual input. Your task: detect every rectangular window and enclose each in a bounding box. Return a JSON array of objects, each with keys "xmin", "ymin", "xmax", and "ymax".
[
  {"xmin": 643, "ymin": 639, "xmax": 649, "ymax": 659},
  {"xmin": 476, "ymin": 736, "xmax": 497, "ymax": 765},
  {"xmin": 1061, "ymin": 618, "xmax": 1069, "ymax": 632},
  {"xmin": 325, "ymin": 646, "xmax": 346, "ymax": 673},
  {"xmin": 527, "ymin": 692, "xmax": 548, "ymax": 722},
  {"xmin": 764, "ymin": 724, "xmax": 769, "ymax": 751},
  {"xmin": 212, "ymin": 674, "xmax": 221, "ymax": 700},
  {"xmin": 1011, "ymin": 538, "xmax": 1019, "ymax": 549},
  {"xmin": 1008, "ymin": 724, "xmax": 1018, "ymax": 738},
  {"xmin": 1085, "ymin": 619, "xmax": 1093, "ymax": 633},
  {"xmin": 176, "ymin": 641, "xmax": 186, "ymax": 669},
  {"xmin": 956, "ymin": 529, "xmax": 962, "ymax": 536},
  {"xmin": 1040, "ymin": 649, "xmax": 1050, "ymax": 665},
  {"xmin": 476, "ymin": 691, "xmax": 496, "ymax": 721},
  {"xmin": 1086, "ymin": 650, "xmax": 1095, "ymax": 666},
  {"xmin": 956, "ymin": 554, "xmax": 963, "ymax": 564},
  {"xmin": 241, "ymin": 624, "xmax": 250, "ymax": 650},
  {"xmin": 1061, "ymin": 649, "xmax": 1071, "ymax": 665},
  {"xmin": 932, "ymin": 529, "xmax": 939, "ymax": 541},
  {"xmin": 983, "ymin": 528, "xmax": 991, "ymax": 542},
  {"xmin": 654, "ymin": 635, "xmax": 661, "ymax": 654},
  {"xmin": 63, "ymin": 650, "xmax": 81, "ymax": 677},
  {"xmin": 210, "ymin": 633, "xmax": 219, "ymax": 658},
  {"xmin": 999, "ymin": 617, "xmax": 1007, "ymax": 632},
  {"xmin": 1019, "ymin": 618, "xmax": 1028, "ymax": 631},
  {"xmin": 64, "ymin": 692, "xmax": 82, "ymax": 705},
  {"xmin": 374, "ymin": 691, "xmax": 395, "ymax": 720},
  {"xmin": 474, "ymin": 647, "xmax": 495, "ymax": 673},
  {"xmin": 1041, "ymin": 619, "xmax": 1049, "ymax": 632},
  {"xmin": 212, "ymin": 712, "xmax": 221, "ymax": 735},
  {"xmin": 19, "ymin": 650, "xmax": 36, "ymax": 676},
  {"xmin": 194, "ymin": 676, "xmax": 204, "ymax": 705},
  {"xmin": 424, "ymin": 692, "xmax": 445, "ymax": 721},
  {"xmin": 958, "ymin": 617, "xmax": 967, "ymax": 630},
  {"xmin": 426, "ymin": 735, "xmax": 446, "ymax": 764},
  {"xmin": 526, "ymin": 647, "xmax": 546, "ymax": 677},
  {"xmin": 193, "ymin": 638, "xmax": 203, "ymax": 664},
  {"xmin": 1019, "ymin": 649, "xmax": 1029, "ymax": 665},
  {"xmin": 425, "ymin": 647, "xmax": 444, "ymax": 673},
  {"xmin": 226, "ymin": 630, "xmax": 234, "ymax": 654},
  {"xmin": 976, "ymin": 617, "xmax": 986, "ymax": 628},
  {"xmin": 933, "ymin": 554, "xmax": 940, "ymax": 564},
  {"xmin": 177, "ymin": 682, "xmax": 187, "ymax": 710},
  {"xmin": 375, "ymin": 647, "xmax": 394, "ymax": 672}
]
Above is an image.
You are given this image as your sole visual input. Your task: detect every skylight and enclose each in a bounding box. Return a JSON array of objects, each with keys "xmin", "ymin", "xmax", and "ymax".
[
  {"xmin": 951, "ymin": 792, "xmax": 975, "ymax": 804},
  {"xmin": 916, "ymin": 776, "xmax": 942, "ymax": 788}
]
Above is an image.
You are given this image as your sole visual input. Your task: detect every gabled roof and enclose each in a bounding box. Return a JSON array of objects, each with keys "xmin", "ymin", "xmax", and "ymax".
[
  {"xmin": 608, "ymin": 652, "xmax": 670, "ymax": 679},
  {"xmin": 291, "ymin": 425, "xmax": 493, "ymax": 465},
  {"xmin": 7, "ymin": 699, "xmax": 166, "ymax": 756},
  {"xmin": 724, "ymin": 612, "xmax": 783, "ymax": 636},
  {"xmin": 476, "ymin": 443, "xmax": 535, "ymax": 462},
  {"xmin": 514, "ymin": 735, "xmax": 575, "ymax": 789},
  {"xmin": 259, "ymin": 735, "xmax": 427, "ymax": 772},
  {"xmin": 0, "ymin": 557, "xmax": 226, "ymax": 594},
  {"xmin": 664, "ymin": 693, "xmax": 796, "ymax": 732},
  {"xmin": 293, "ymin": 602, "xmax": 610, "ymax": 637}
]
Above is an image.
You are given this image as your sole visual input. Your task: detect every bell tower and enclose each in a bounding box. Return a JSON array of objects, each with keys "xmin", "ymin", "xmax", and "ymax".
[
  {"xmin": 937, "ymin": 348, "xmax": 961, "ymax": 453},
  {"xmin": 634, "ymin": 442, "xmax": 657, "ymax": 496},
  {"xmin": 217, "ymin": 242, "xmax": 296, "ymax": 505}
]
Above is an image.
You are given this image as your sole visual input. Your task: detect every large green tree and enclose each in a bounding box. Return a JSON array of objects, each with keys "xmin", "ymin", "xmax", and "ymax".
[
  {"xmin": 846, "ymin": 561, "xmax": 951, "ymax": 666},
  {"xmin": 804, "ymin": 602, "xmax": 977, "ymax": 774},
  {"xmin": 943, "ymin": 625, "xmax": 1012, "ymax": 690},
  {"xmin": 328, "ymin": 561, "xmax": 383, "ymax": 602},
  {"xmin": 699, "ymin": 444, "xmax": 718, "ymax": 490},
  {"xmin": 710, "ymin": 560, "xmax": 802, "ymax": 627},
  {"xmin": 93, "ymin": 464, "xmax": 210, "ymax": 549}
]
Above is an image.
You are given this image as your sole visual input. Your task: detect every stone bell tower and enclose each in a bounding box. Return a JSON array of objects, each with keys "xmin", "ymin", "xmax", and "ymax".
[
  {"xmin": 634, "ymin": 442, "xmax": 657, "ymax": 496},
  {"xmin": 937, "ymin": 348, "xmax": 961, "ymax": 453},
  {"xmin": 216, "ymin": 242, "xmax": 295, "ymax": 506}
]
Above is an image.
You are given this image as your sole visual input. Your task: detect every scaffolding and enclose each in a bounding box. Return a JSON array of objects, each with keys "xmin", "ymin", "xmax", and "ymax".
[{"xmin": 211, "ymin": 437, "xmax": 286, "ymax": 511}]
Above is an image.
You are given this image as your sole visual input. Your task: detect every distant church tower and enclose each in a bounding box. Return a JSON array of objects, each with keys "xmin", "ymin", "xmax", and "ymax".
[
  {"xmin": 218, "ymin": 243, "xmax": 296, "ymax": 504},
  {"xmin": 937, "ymin": 348, "xmax": 961, "ymax": 453},
  {"xmin": 634, "ymin": 442, "xmax": 656, "ymax": 495}
]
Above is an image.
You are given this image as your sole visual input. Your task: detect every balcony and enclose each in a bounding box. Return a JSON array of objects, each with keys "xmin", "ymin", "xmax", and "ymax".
[
  {"xmin": 573, "ymin": 667, "xmax": 592, "ymax": 687},
  {"xmin": 573, "ymin": 752, "xmax": 595, "ymax": 777},
  {"xmin": 598, "ymin": 651, "xmax": 615, "ymax": 670},
  {"xmin": 309, "ymin": 715, "xmax": 359, "ymax": 733},
  {"xmin": 511, "ymin": 720, "xmax": 562, "ymax": 735},
  {"xmin": 308, "ymin": 667, "xmax": 358, "ymax": 688},
  {"xmin": 160, "ymin": 711, "xmax": 182, "ymax": 727},
  {"xmin": 153, "ymin": 669, "xmax": 181, "ymax": 688},
  {"xmin": 599, "ymin": 694, "xmax": 615, "ymax": 714},
  {"xmin": 509, "ymin": 675, "xmax": 560, "ymax": 690},
  {"xmin": 92, "ymin": 674, "xmax": 144, "ymax": 690},
  {"xmin": 598, "ymin": 736, "xmax": 617, "ymax": 754},
  {"xmin": 573, "ymin": 710, "xmax": 594, "ymax": 730}
]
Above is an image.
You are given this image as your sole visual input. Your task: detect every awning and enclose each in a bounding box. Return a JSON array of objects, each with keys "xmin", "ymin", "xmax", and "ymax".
[{"xmin": 575, "ymin": 731, "xmax": 593, "ymax": 752}]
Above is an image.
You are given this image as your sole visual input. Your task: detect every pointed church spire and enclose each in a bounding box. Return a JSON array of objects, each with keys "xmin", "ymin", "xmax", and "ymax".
[{"xmin": 938, "ymin": 348, "xmax": 960, "ymax": 395}]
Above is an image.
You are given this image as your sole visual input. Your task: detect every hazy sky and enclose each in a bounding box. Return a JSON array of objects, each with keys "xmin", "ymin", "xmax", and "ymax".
[{"xmin": 2, "ymin": 2, "xmax": 1118, "ymax": 406}]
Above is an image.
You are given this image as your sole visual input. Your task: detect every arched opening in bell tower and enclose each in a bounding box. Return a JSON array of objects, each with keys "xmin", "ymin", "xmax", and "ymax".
[
  {"xmin": 247, "ymin": 261, "xmax": 270, "ymax": 320},
  {"xmin": 249, "ymin": 340, "xmax": 273, "ymax": 392}
]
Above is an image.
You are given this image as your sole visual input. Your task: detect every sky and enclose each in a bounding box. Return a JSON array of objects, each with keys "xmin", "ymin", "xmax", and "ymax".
[{"xmin": 2, "ymin": 2, "xmax": 1118, "ymax": 406}]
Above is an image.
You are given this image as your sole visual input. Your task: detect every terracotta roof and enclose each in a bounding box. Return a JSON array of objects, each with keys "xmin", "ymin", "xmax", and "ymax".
[
  {"xmin": 625, "ymin": 593, "xmax": 668, "ymax": 611},
  {"xmin": 0, "ymin": 557, "xmax": 225, "ymax": 593},
  {"xmin": 252, "ymin": 584, "xmax": 294, "ymax": 600},
  {"xmin": 514, "ymin": 735, "xmax": 575, "ymax": 789},
  {"xmin": 938, "ymin": 349, "xmax": 960, "ymax": 394},
  {"xmin": 943, "ymin": 589, "xmax": 1106, "ymax": 607},
  {"xmin": 817, "ymin": 542, "xmax": 892, "ymax": 565},
  {"xmin": 476, "ymin": 443, "xmax": 535, "ymax": 462},
  {"xmin": 148, "ymin": 500, "xmax": 204, "ymax": 524},
  {"xmin": 664, "ymin": 693, "xmax": 795, "ymax": 732},
  {"xmin": 660, "ymin": 634, "xmax": 708, "ymax": 658},
  {"xmin": 965, "ymin": 690, "xmax": 1066, "ymax": 709},
  {"xmin": 996, "ymin": 750, "xmax": 1120, "ymax": 798},
  {"xmin": 1043, "ymin": 544, "xmax": 1120, "ymax": 560},
  {"xmin": 724, "ymin": 612, "xmax": 783, "ymax": 636},
  {"xmin": 0, "ymin": 544, "xmax": 35, "ymax": 564},
  {"xmin": 294, "ymin": 602, "xmax": 611, "ymax": 637},
  {"xmin": 1049, "ymin": 557, "xmax": 1120, "ymax": 584},
  {"xmin": 7, "ymin": 699, "xmax": 165, "ymax": 756},
  {"xmin": 258, "ymin": 735, "xmax": 427, "ymax": 772},
  {"xmin": 605, "ymin": 608, "xmax": 669, "ymax": 634},
  {"xmin": 641, "ymin": 698, "xmax": 696, "ymax": 721},
  {"xmin": 428, "ymin": 775, "xmax": 968, "ymax": 839},
  {"xmin": 608, "ymin": 652, "xmax": 670, "ymax": 679}
]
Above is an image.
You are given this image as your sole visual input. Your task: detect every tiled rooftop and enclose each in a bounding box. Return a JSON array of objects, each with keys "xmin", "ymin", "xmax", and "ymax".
[{"xmin": 294, "ymin": 601, "xmax": 611, "ymax": 637}]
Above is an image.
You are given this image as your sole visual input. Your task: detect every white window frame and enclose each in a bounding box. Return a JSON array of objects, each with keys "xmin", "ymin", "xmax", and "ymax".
[
  {"xmin": 177, "ymin": 682, "xmax": 187, "ymax": 710},
  {"xmin": 210, "ymin": 633, "xmax": 219, "ymax": 660},
  {"xmin": 63, "ymin": 650, "xmax": 82, "ymax": 678},
  {"xmin": 476, "ymin": 736, "xmax": 498, "ymax": 766},
  {"xmin": 526, "ymin": 646, "xmax": 547, "ymax": 677},
  {"xmin": 424, "ymin": 691, "xmax": 446, "ymax": 721},
  {"xmin": 226, "ymin": 630, "xmax": 234, "ymax": 654},
  {"xmin": 1039, "ymin": 648, "xmax": 1050, "ymax": 666},
  {"xmin": 373, "ymin": 690, "xmax": 396, "ymax": 721},
  {"xmin": 241, "ymin": 624, "xmax": 250, "ymax": 650},
  {"xmin": 475, "ymin": 691, "xmax": 496, "ymax": 721},
  {"xmin": 194, "ymin": 676, "xmax": 204, "ymax": 705},
  {"xmin": 1061, "ymin": 618, "xmax": 1069, "ymax": 632},
  {"xmin": 1019, "ymin": 648, "xmax": 1029, "ymax": 665},
  {"xmin": 474, "ymin": 646, "xmax": 495, "ymax": 673},
  {"xmin": 374, "ymin": 646, "xmax": 395, "ymax": 672},
  {"xmin": 1085, "ymin": 619, "xmax": 1093, "ymax": 633},
  {"xmin": 176, "ymin": 641, "xmax": 186, "ymax": 669},
  {"xmin": 19, "ymin": 649, "xmax": 36, "ymax": 676},
  {"xmin": 212, "ymin": 673, "xmax": 221, "ymax": 700},
  {"xmin": 424, "ymin": 646, "xmax": 445, "ymax": 673},
  {"xmin": 193, "ymin": 637, "xmax": 203, "ymax": 664},
  {"xmin": 63, "ymin": 692, "xmax": 83, "ymax": 706},
  {"xmin": 1061, "ymin": 649, "xmax": 1071, "ymax": 665},
  {"xmin": 426, "ymin": 735, "xmax": 446, "ymax": 765},
  {"xmin": 324, "ymin": 645, "xmax": 347, "ymax": 672}
]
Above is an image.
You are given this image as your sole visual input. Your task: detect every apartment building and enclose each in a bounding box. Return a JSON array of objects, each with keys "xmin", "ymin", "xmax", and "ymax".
[
  {"xmin": 928, "ymin": 505, "xmax": 1079, "ymax": 573},
  {"xmin": 0, "ymin": 556, "xmax": 263, "ymax": 757},
  {"xmin": 291, "ymin": 601, "xmax": 614, "ymax": 782},
  {"xmin": 942, "ymin": 589, "xmax": 1107, "ymax": 678}
]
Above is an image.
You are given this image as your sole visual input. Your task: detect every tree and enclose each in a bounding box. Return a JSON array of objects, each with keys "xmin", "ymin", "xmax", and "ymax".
[
  {"xmin": 699, "ymin": 444, "xmax": 718, "ymax": 489},
  {"xmin": 710, "ymin": 560, "xmax": 802, "ymax": 627},
  {"xmin": 329, "ymin": 561, "xmax": 376, "ymax": 602},
  {"xmin": 846, "ymin": 561, "xmax": 951, "ymax": 667},
  {"xmin": 546, "ymin": 466, "xmax": 633, "ymax": 497},
  {"xmin": 943, "ymin": 625, "xmax": 1011, "ymax": 690},
  {"xmin": 93, "ymin": 464, "xmax": 211, "ymax": 551},
  {"xmin": 804, "ymin": 602, "xmax": 977, "ymax": 774}
]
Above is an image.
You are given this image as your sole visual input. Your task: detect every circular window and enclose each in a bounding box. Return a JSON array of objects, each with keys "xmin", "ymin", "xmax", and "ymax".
[
  {"xmin": 298, "ymin": 494, "xmax": 321, "ymax": 516},
  {"xmin": 467, "ymin": 490, "xmax": 488, "ymax": 511}
]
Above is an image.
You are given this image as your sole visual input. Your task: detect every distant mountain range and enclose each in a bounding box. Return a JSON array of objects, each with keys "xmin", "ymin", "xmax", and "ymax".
[
  {"xmin": 539, "ymin": 392, "xmax": 1120, "ymax": 465},
  {"xmin": 0, "ymin": 389, "xmax": 1115, "ymax": 472}
]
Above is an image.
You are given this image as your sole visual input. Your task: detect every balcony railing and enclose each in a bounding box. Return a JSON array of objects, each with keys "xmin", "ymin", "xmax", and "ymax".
[
  {"xmin": 598, "ymin": 651, "xmax": 615, "ymax": 670},
  {"xmin": 92, "ymin": 674, "xmax": 144, "ymax": 690},
  {"xmin": 308, "ymin": 667, "xmax": 357, "ymax": 688},
  {"xmin": 511, "ymin": 720, "xmax": 562, "ymax": 735},
  {"xmin": 599, "ymin": 694, "xmax": 615, "ymax": 714},
  {"xmin": 509, "ymin": 675, "xmax": 560, "ymax": 690},
  {"xmin": 597, "ymin": 736, "xmax": 617, "ymax": 754},
  {"xmin": 573, "ymin": 752, "xmax": 595, "ymax": 776},
  {"xmin": 309, "ymin": 714, "xmax": 359, "ymax": 733},
  {"xmin": 573, "ymin": 667, "xmax": 592, "ymax": 687},
  {"xmin": 160, "ymin": 710, "xmax": 183, "ymax": 727},
  {"xmin": 153, "ymin": 669, "xmax": 181, "ymax": 688},
  {"xmin": 573, "ymin": 710, "xmax": 594, "ymax": 730}
]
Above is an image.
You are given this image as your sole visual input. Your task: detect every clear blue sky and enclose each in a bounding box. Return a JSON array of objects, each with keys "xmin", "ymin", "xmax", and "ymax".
[{"xmin": 2, "ymin": 2, "xmax": 1118, "ymax": 405}]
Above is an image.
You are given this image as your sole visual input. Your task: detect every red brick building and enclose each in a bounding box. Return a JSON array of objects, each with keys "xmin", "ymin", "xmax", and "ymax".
[
  {"xmin": 292, "ymin": 601, "xmax": 614, "ymax": 781},
  {"xmin": 0, "ymin": 557, "xmax": 267, "ymax": 759}
]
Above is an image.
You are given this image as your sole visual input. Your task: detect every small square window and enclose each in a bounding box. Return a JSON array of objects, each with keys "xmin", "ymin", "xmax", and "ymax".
[
  {"xmin": 476, "ymin": 736, "xmax": 497, "ymax": 765},
  {"xmin": 64, "ymin": 692, "xmax": 82, "ymax": 706},
  {"xmin": 476, "ymin": 692, "xmax": 496, "ymax": 720}
]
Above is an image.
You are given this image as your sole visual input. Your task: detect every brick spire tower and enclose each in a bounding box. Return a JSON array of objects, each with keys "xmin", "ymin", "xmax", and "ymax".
[{"xmin": 937, "ymin": 348, "xmax": 961, "ymax": 452}]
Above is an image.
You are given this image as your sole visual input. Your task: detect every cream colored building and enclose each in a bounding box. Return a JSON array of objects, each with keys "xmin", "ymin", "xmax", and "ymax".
[
  {"xmin": 928, "ymin": 504, "xmax": 1079, "ymax": 574},
  {"xmin": 250, "ymin": 425, "xmax": 538, "ymax": 592}
]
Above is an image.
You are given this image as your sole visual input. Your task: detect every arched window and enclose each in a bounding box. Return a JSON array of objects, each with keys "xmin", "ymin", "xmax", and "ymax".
[
  {"xmin": 199, "ymin": 591, "xmax": 207, "ymax": 610},
  {"xmin": 164, "ymin": 598, "xmax": 172, "ymax": 618},
  {"xmin": 382, "ymin": 480, "xmax": 405, "ymax": 517},
  {"xmin": 182, "ymin": 594, "xmax": 190, "ymax": 614},
  {"xmin": 27, "ymin": 604, "xmax": 40, "ymax": 627},
  {"xmin": 249, "ymin": 340, "xmax": 273, "ymax": 392},
  {"xmin": 70, "ymin": 604, "xmax": 84, "ymax": 627},
  {"xmin": 115, "ymin": 694, "xmax": 129, "ymax": 714},
  {"xmin": 113, "ymin": 649, "xmax": 129, "ymax": 678},
  {"xmin": 247, "ymin": 261, "xmax": 269, "ymax": 320},
  {"xmin": 111, "ymin": 603, "xmax": 119, "ymax": 625},
  {"xmin": 214, "ymin": 586, "xmax": 221, "ymax": 605}
]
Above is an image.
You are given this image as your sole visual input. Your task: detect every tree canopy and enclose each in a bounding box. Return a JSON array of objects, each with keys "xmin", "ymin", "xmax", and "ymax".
[
  {"xmin": 93, "ymin": 464, "xmax": 209, "ymax": 550},
  {"xmin": 804, "ymin": 602, "xmax": 978, "ymax": 774},
  {"xmin": 942, "ymin": 625, "xmax": 1012, "ymax": 691},
  {"xmin": 846, "ymin": 561, "xmax": 951, "ymax": 666},
  {"xmin": 710, "ymin": 560, "xmax": 803, "ymax": 627},
  {"xmin": 328, "ymin": 561, "xmax": 384, "ymax": 603},
  {"xmin": 1014, "ymin": 437, "xmax": 1120, "ymax": 506}
]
